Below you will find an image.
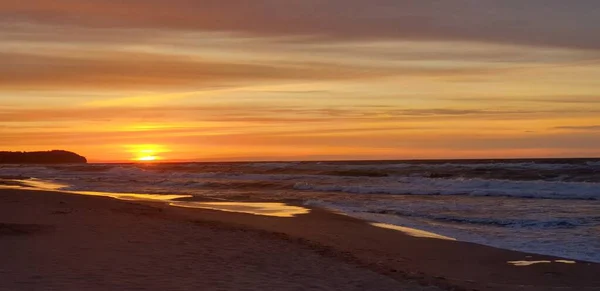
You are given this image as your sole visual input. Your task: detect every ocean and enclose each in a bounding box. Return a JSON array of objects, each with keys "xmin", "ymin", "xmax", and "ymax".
[{"xmin": 1, "ymin": 158, "xmax": 599, "ymax": 262}]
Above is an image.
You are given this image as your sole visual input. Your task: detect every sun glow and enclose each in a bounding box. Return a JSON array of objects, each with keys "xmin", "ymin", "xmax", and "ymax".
[
  {"xmin": 138, "ymin": 155, "xmax": 158, "ymax": 161},
  {"xmin": 127, "ymin": 144, "xmax": 168, "ymax": 162}
]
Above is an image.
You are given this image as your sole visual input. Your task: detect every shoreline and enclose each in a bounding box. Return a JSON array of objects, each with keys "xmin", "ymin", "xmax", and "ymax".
[{"xmin": 1, "ymin": 188, "xmax": 600, "ymax": 290}]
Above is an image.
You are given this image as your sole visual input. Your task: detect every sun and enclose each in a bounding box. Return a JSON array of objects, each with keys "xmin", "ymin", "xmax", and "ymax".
[
  {"xmin": 138, "ymin": 155, "xmax": 157, "ymax": 161},
  {"xmin": 135, "ymin": 148, "xmax": 159, "ymax": 162},
  {"xmin": 127, "ymin": 144, "xmax": 167, "ymax": 162}
]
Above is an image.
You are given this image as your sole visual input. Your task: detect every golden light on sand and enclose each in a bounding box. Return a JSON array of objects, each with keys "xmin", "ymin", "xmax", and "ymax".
[
  {"xmin": 169, "ymin": 201, "xmax": 311, "ymax": 217},
  {"xmin": 371, "ymin": 223, "xmax": 456, "ymax": 241}
]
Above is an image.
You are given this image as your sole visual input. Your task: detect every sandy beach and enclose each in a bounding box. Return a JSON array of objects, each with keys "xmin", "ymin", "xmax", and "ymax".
[{"xmin": 1, "ymin": 188, "xmax": 599, "ymax": 291}]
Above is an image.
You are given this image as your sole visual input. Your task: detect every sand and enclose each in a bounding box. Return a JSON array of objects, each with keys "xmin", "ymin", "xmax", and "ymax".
[{"xmin": 1, "ymin": 189, "xmax": 599, "ymax": 291}]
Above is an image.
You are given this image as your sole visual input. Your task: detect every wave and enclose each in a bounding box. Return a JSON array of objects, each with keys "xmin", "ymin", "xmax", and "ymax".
[
  {"xmin": 153, "ymin": 160, "xmax": 600, "ymax": 182},
  {"xmin": 5, "ymin": 158, "xmax": 600, "ymax": 182},
  {"xmin": 294, "ymin": 177, "xmax": 600, "ymax": 200},
  {"xmin": 3, "ymin": 162, "xmax": 600, "ymax": 200},
  {"xmin": 366, "ymin": 209, "xmax": 600, "ymax": 229}
]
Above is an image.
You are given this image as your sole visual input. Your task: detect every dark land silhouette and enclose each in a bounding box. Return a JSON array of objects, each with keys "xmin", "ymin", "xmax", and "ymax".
[{"xmin": 0, "ymin": 150, "xmax": 87, "ymax": 164}]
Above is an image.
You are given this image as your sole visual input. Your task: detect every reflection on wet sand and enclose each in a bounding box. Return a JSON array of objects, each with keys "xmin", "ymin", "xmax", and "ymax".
[
  {"xmin": 0, "ymin": 178, "xmax": 309, "ymax": 217},
  {"xmin": 0, "ymin": 178, "xmax": 191, "ymax": 201},
  {"xmin": 508, "ymin": 260, "xmax": 576, "ymax": 266},
  {"xmin": 170, "ymin": 201, "xmax": 310, "ymax": 217},
  {"xmin": 2, "ymin": 178, "xmax": 67, "ymax": 191},
  {"xmin": 370, "ymin": 222, "xmax": 456, "ymax": 241},
  {"xmin": 71, "ymin": 191, "xmax": 190, "ymax": 202}
]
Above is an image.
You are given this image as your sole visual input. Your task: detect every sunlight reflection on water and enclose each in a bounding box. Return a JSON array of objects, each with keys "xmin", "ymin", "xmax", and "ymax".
[
  {"xmin": 170, "ymin": 201, "xmax": 310, "ymax": 217},
  {"xmin": 371, "ymin": 222, "xmax": 456, "ymax": 240}
]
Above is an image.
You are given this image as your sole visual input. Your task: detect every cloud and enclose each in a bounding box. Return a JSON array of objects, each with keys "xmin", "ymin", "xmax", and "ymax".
[
  {"xmin": 0, "ymin": 51, "xmax": 399, "ymax": 90},
  {"xmin": 554, "ymin": 125, "xmax": 600, "ymax": 131},
  {"xmin": 449, "ymin": 95, "xmax": 600, "ymax": 104},
  {"xmin": 2, "ymin": 1, "xmax": 600, "ymax": 49},
  {"xmin": 0, "ymin": 105, "xmax": 590, "ymax": 126},
  {"xmin": 0, "ymin": 47, "xmax": 514, "ymax": 91}
]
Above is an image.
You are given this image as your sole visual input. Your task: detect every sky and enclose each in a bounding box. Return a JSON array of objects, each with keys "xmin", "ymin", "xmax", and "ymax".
[{"xmin": 1, "ymin": 0, "xmax": 600, "ymax": 162}]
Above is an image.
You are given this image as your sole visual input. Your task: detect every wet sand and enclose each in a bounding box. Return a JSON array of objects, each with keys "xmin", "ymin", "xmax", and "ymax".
[{"xmin": 1, "ymin": 189, "xmax": 599, "ymax": 290}]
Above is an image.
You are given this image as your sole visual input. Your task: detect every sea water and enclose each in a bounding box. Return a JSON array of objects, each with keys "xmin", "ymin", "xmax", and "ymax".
[{"xmin": 1, "ymin": 159, "xmax": 599, "ymax": 262}]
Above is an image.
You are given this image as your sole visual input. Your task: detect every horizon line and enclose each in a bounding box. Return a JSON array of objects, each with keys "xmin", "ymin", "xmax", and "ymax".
[{"xmin": 90, "ymin": 156, "xmax": 600, "ymax": 164}]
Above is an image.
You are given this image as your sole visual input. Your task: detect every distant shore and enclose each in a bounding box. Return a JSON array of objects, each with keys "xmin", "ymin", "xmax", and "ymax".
[
  {"xmin": 1, "ymin": 189, "xmax": 599, "ymax": 290},
  {"xmin": 0, "ymin": 150, "xmax": 87, "ymax": 164}
]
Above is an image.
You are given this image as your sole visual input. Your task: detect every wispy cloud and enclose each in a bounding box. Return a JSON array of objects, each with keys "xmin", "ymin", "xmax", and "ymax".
[
  {"xmin": 448, "ymin": 96, "xmax": 600, "ymax": 104},
  {"xmin": 0, "ymin": 50, "xmax": 403, "ymax": 91},
  {"xmin": 2, "ymin": 1, "xmax": 600, "ymax": 49},
  {"xmin": 2, "ymin": 105, "xmax": 596, "ymax": 125},
  {"xmin": 554, "ymin": 125, "xmax": 600, "ymax": 131}
]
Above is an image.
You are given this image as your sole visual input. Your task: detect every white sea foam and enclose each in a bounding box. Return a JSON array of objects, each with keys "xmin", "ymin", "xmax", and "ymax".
[
  {"xmin": 507, "ymin": 260, "xmax": 576, "ymax": 266},
  {"xmin": 294, "ymin": 177, "xmax": 600, "ymax": 200}
]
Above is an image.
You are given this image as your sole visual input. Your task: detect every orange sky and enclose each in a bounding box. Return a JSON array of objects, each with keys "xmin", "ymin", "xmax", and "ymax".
[{"xmin": 2, "ymin": 1, "xmax": 600, "ymax": 162}]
